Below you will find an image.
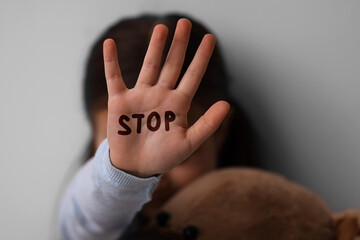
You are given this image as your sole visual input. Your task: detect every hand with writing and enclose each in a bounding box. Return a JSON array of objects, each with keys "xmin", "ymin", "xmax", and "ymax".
[{"xmin": 103, "ymin": 19, "xmax": 230, "ymax": 178}]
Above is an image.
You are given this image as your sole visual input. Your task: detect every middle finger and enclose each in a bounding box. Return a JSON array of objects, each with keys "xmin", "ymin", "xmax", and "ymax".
[{"xmin": 156, "ymin": 18, "xmax": 192, "ymax": 89}]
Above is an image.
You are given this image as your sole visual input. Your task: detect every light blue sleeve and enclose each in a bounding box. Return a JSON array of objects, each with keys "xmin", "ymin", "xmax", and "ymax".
[{"xmin": 59, "ymin": 138, "xmax": 162, "ymax": 240}]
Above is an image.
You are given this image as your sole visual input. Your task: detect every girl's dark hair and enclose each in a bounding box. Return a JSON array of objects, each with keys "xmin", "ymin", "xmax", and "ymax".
[{"xmin": 82, "ymin": 13, "xmax": 259, "ymax": 168}]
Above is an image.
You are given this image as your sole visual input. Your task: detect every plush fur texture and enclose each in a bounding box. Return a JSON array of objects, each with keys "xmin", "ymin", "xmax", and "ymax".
[
  {"xmin": 333, "ymin": 209, "xmax": 360, "ymax": 240},
  {"xmin": 130, "ymin": 168, "xmax": 359, "ymax": 239}
]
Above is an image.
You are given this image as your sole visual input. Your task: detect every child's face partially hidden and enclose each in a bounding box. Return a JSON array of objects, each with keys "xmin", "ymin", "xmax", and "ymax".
[{"xmin": 92, "ymin": 103, "xmax": 224, "ymax": 217}]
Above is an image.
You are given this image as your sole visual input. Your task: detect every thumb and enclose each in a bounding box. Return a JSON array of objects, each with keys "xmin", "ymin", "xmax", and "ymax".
[{"xmin": 186, "ymin": 101, "xmax": 230, "ymax": 152}]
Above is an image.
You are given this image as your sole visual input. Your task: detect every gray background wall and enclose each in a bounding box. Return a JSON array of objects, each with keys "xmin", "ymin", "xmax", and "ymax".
[{"xmin": 0, "ymin": 1, "xmax": 359, "ymax": 239}]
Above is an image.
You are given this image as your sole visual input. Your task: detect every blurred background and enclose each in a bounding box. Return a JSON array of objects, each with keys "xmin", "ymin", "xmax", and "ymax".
[{"xmin": 0, "ymin": 0, "xmax": 359, "ymax": 239}]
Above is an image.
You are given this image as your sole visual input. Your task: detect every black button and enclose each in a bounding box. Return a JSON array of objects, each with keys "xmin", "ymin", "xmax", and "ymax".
[
  {"xmin": 156, "ymin": 211, "xmax": 171, "ymax": 227},
  {"xmin": 183, "ymin": 225, "xmax": 198, "ymax": 240}
]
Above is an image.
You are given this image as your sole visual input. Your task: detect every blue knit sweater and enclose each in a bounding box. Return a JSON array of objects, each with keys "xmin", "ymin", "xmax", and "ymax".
[{"xmin": 59, "ymin": 138, "xmax": 162, "ymax": 240}]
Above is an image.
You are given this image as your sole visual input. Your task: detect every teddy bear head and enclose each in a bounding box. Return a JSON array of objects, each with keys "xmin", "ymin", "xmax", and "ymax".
[{"xmin": 128, "ymin": 168, "xmax": 359, "ymax": 240}]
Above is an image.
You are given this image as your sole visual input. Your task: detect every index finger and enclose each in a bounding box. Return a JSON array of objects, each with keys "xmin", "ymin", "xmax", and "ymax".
[{"xmin": 103, "ymin": 38, "xmax": 127, "ymax": 96}]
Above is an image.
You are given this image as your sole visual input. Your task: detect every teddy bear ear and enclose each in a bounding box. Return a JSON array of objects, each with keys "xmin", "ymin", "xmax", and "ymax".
[{"xmin": 332, "ymin": 210, "xmax": 360, "ymax": 240}]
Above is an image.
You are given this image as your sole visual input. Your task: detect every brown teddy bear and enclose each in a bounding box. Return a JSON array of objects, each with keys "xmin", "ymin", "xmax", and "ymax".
[{"xmin": 127, "ymin": 168, "xmax": 360, "ymax": 240}]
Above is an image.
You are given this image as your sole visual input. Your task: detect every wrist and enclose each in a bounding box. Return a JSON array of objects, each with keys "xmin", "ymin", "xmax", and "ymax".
[{"xmin": 109, "ymin": 149, "xmax": 158, "ymax": 178}]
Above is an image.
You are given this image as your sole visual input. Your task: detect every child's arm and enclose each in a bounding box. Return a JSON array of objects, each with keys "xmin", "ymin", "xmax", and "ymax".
[
  {"xmin": 60, "ymin": 19, "xmax": 229, "ymax": 240},
  {"xmin": 59, "ymin": 138, "xmax": 161, "ymax": 240}
]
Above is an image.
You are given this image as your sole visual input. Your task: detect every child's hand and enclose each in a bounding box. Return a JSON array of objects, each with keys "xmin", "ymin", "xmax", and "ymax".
[{"xmin": 103, "ymin": 19, "xmax": 230, "ymax": 178}]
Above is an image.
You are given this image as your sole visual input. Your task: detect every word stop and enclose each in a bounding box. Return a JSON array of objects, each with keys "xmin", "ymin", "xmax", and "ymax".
[{"xmin": 118, "ymin": 111, "xmax": 176, "ymax": 135}]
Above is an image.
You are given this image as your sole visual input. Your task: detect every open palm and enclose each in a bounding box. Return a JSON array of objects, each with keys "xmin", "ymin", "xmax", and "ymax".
[{"xmin": 104, "ymin": 19, "xmax": 229, "ymax": 178}]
